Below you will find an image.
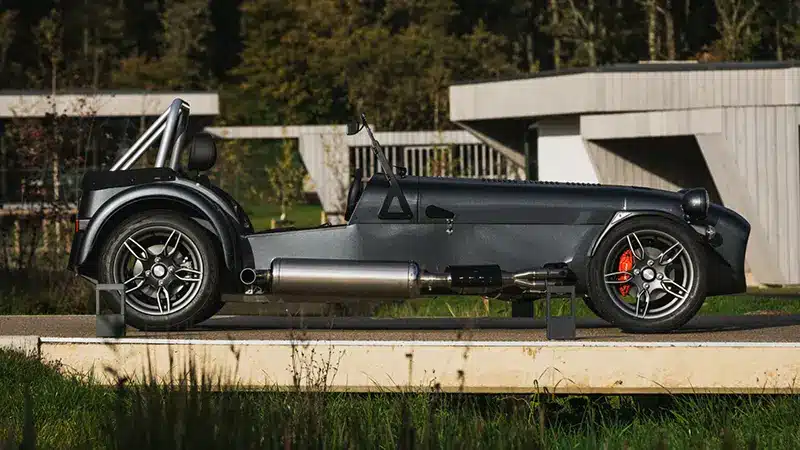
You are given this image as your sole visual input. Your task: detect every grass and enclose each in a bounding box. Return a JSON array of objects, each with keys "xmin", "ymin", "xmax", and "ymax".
[
  {"xmin": 0, "ymin": 269, "xmax": 92, "ymax": 315},
  {"xmin": 245, "ymin": 203, "xmax": 324, "ymax": 231},
  {"xmin": 370, "ymin": 294, "xmax": 800, "ymax": 319},
  {"xmin": 4, "ymin": 348, "xmax": 800, "ymax": 449}
]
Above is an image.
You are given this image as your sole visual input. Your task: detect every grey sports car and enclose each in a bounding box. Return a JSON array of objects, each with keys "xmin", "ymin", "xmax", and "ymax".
[{"xmin": 68, "ymin": 98, "xmax": 750, "ymax": 333}]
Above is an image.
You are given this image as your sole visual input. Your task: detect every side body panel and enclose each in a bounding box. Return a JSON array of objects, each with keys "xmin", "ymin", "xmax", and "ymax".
[{"xmin": 246, "ymin": 174, "xmax": 750, "ymax": 297}]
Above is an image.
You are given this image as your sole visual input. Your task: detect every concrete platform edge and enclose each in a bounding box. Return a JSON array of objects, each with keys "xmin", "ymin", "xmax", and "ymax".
[
  {"xmin": 23, "ymin": 337, "xmax": 800, "ymax": 394},
  {"xmin": 0, "ymin": 335, "xmax": 40, "ymax": 357}
]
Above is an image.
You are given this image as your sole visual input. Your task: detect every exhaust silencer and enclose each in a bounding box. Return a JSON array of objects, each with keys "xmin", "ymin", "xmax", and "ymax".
[
  {"xmin": 271, "ymin": 258, "xmax": 423, "ymax": 298},
  {"xmin": 240, "ymin": 258, "xmax": 574, "ymax": 298}
]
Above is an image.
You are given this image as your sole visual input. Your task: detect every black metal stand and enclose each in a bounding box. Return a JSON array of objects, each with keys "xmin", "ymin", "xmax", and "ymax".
[
  {"xmin": 95, "ymin": 283, "xmax": 126, "ymax": 338},
  {"xmin": 545, "ymin": 285, "xmax": 576, "ymax": 340}
]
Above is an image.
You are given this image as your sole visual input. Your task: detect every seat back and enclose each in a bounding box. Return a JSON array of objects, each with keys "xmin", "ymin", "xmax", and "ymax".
[{"xmin": 187, "ymin": 132, "xmax": 217, "ymax": 172}]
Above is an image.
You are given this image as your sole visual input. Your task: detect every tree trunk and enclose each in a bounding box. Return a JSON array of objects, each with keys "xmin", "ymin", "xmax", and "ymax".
[
  {"xmin": 526, "ymin": 33, "xmax": 535, "ymax": 72},
  {"xmin": 433, "ymin": 90, "xmax": 440, "ymax": 131},
  {"xmin": 664, "ymin": 0, "xmax": 676, "ymax": 59},
  {"xmin": 648, "ymin": 0, "xmax": 658, "ymax": 60},
  {"xmin": 93, "ymin": 48, "xmax": 101, "ymax": 89},
  {"xmin": 52, "ymin": 158, "xmax": 61, "ymax": 251},
  {"xmin": 587, "ymin": 0, "xmax": 597, "ymax": 66},
  {"xmin": 550, "ymin": 0, "xmax": 561, "ymax": 70}
]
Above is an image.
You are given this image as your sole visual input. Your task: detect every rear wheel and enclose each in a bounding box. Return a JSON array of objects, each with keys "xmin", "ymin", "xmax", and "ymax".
[
  {"xmin": 98, "ymin": 211, "xmax": 223, "ymax": 331},
  {"xmin": 587, "ymin": 216, "xmax": 707, "ymax": 333}
]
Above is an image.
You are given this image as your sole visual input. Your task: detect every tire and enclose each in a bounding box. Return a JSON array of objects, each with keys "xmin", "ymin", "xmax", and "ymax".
[
  {"xmin": 587, "ymin": 216, "xmax": 707, "ymax": 333},
  {"xmin": 98, "ymin": 210, "xmax": 223, "ymax": 331},
  {"xmin": 582, "ymin": 296, "xmax": 610, "ymax": 322}
]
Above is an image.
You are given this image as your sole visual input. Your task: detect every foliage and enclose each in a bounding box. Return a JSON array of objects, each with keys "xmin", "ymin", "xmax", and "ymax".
[
  {"xmin": 0, "ymin": 96, "xmax": 96, "ymax": 272},
  {"xmin": 5, "ymin": 348, "xmax": 800, "ymax": 448},
  {"xmin": 262, "ymin": 139, "xmax": 306, "ymax": 222},
  {"xmin": 2, "ymin": 0, "xmax": 796, "ymax": 129},
  {"xmin": 0, "ymin": 95, "xmax": 97, "ymax": 313},
  {"xmin": 111, "ymin": 0, "xmax": 213, "ymax": 89}
]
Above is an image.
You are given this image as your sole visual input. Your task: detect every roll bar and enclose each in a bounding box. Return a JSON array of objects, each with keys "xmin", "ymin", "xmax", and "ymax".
[{"xmin": 109, "ymin": 98, "xmax": 191, "ymax": 171}]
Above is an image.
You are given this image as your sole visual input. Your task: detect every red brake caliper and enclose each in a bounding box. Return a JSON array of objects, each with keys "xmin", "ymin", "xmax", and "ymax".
[{"xmin": 618, "ymin": 249, "xmax": 634, "ymax": 296}]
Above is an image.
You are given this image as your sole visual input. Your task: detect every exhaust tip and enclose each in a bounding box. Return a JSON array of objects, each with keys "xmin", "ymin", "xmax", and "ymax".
[{"xmin": 240, "ymin": 268, "xmax": 257, "ymax": 285}]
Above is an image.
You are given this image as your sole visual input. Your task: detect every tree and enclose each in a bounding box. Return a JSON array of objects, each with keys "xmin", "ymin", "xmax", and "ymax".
[
  {"xmin": 758, "ymin": 0, "xmax": 800, "ymax": 60},
  {"xmin": 332, "ymin": 0, "xmax": 516, "ymax": 130},
  {"xmin": 112, "ymin": 0, "xmax": 213, "ymax": 89},
  {"xmin": 66, "ymin": 0, "xmax": 127, "ymax": 89},
  {"xmin": 550, "ymin": 0, "xmax": 562, "ymax": 69},
  {"xmin": 232, "ymin": 0, "xmax": 349, "ymax": 126},
  {"xmin": 638, "ymin": 0, "xmax": 676, "ymax": 61},
  {"xmin": 0, "ymin": 9, "xmax": 17, "ymax": 79},
  {"xmin": 263, "ymin": 139, "xmax": 306, "ymax": 224},
  {"xmin": 2, "ymin": 96, "xmax": 95, "ymax": 271},
  {"xmin": 33, "ymin": 8, "xmax": 64, "ymax": 96},
  {"xmin": 233, "ymin": 0, "xmax": 515, "ymax": 131},
  {"xmin": 712, "ymin": 0, "xmax": 761, "ymax": 60}
]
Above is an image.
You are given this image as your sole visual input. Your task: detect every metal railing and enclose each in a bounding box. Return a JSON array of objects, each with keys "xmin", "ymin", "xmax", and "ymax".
[{"xmin": 351, "ymin": 143, "xmax": 524, "ymax": 180}]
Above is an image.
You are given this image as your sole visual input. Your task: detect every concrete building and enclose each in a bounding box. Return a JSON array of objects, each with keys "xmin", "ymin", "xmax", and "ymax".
[
  {"xmin": 449, "ymin": 61, "xmax": 800, "ymax": 286},
  {"xmin": 0, "ymin": 91, "xmax": 219, "ymax": 118}
]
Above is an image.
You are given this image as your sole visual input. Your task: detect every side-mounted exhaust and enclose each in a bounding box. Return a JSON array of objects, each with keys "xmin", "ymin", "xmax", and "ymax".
[{"xmin": 239, "ymin": 258, "xmax": 573, "ymax": 298}]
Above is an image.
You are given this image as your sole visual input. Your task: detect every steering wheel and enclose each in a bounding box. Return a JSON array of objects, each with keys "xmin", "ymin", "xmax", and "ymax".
[{"xmin": 345, "ymin": 168, "xmax": 363, "ymax": 222}]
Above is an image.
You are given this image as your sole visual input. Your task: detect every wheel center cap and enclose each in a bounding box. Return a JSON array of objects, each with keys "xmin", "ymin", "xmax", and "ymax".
[
  {"xmin": 641, "ymin": 267, "xmax": 656, "ymax": 282},
  {"xmin": 152, "ymin": 264, "xmax": 167, "ymax": 278}
]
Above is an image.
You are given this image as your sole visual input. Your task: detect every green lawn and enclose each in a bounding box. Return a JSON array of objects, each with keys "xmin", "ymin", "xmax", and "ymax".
[
  {"xmin": 371, "ymin": 294, "xmax": 800, "ymax": 319},
  {"xmin": 3, "ymin": 348, "xmax": 800, "ymax": 449},
  {"xmin": 245, "ymin": 202, "xmax": 324, "ymax": 231}
]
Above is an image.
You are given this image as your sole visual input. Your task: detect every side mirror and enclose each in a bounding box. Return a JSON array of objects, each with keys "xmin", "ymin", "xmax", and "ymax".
[{"xmin": 347, "ymin": 120, "xmax": 362, "ymax": 136}]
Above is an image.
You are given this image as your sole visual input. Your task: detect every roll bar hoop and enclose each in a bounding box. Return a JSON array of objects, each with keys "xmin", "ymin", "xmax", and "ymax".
[{"xmin": 109, "ymin": 98, "xmax": 190, "ymax": 171}]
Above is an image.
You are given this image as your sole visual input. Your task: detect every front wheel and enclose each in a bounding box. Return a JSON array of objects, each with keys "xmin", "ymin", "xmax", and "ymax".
[
  {"xmin": 582, "ymin": 296, "xmax": 610, "ymax": 322},
  {"xmin": 98, "ymin": 211, "xmax": 223, "ymax": 331},
  {"xmin": 587, "ymin": 216, "xmax": 707, "ymax": 333}
]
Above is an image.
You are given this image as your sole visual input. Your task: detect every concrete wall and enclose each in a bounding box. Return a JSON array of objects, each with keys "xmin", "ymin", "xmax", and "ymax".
[
  {"xmin": 450, "ymin": 65, "xmax": 800, "ymax": 121},
  {"xmin": 585, "ymin": 135, "xmax": 722, "ymax": 203},
  {"xmin": 537, "ymin": 117, "xmax": 598, "ymax": 183},
  {"xmin": 0, "ymin": 92, "xmax": 219, "ymax": 118},
  {"xmin": 717, "ymin": 106, "xmax": 800, "ymax": 283},
  {"xmin": 581, "ymin": 107, "xmax": 800, "ymax": 284}
]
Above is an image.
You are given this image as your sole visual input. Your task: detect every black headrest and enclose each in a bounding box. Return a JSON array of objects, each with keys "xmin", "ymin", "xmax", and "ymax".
[{"xmin": 186, "ymin": 132, "xmax": 217, "ymax": 172}]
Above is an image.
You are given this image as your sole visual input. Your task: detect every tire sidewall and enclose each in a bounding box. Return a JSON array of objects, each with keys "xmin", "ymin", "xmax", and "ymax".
[
  {"xmin": 587, "ymin": 216, "xmax": 707, "ymax": 333},
  {"xmin": 98, "ymin": 211, "xmax": 221, "ymax": 331}
]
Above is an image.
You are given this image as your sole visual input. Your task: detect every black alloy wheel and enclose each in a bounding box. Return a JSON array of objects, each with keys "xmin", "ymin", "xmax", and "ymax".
[{"xmin": 98, "ymin": 211, "xmax": 222, "ymax": 331}]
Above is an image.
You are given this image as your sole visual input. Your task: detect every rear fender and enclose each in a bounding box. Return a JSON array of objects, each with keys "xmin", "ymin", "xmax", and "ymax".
[{"xmin": 77, "ymin": 184, "xmax": 239, "ymax": 272}]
